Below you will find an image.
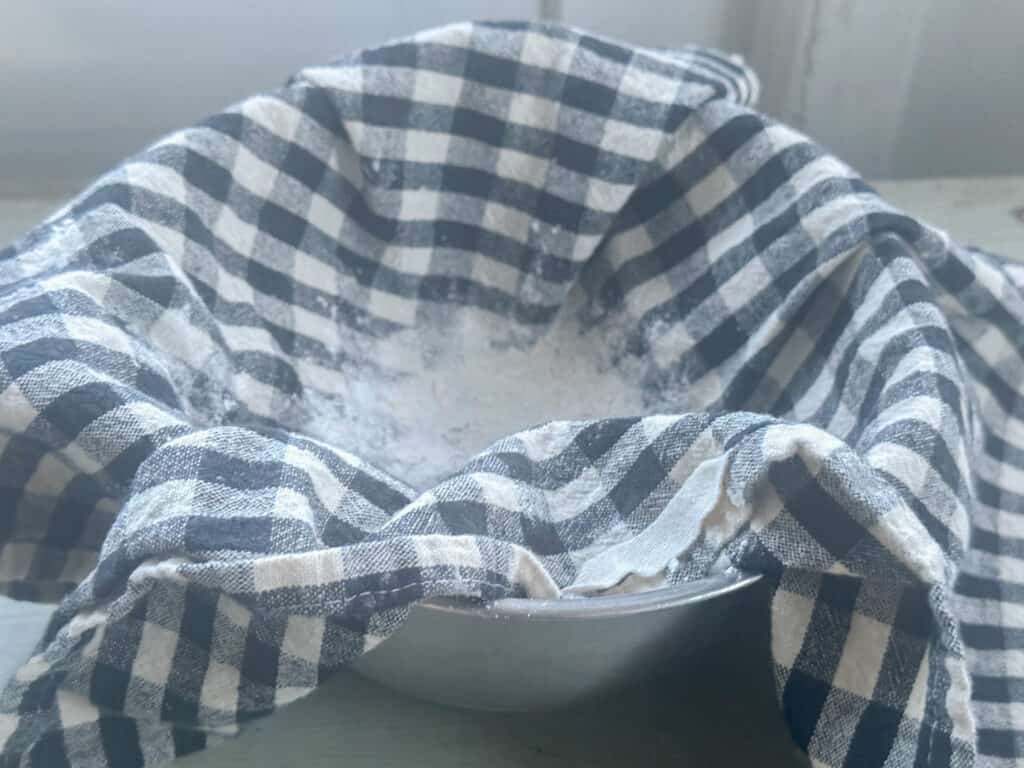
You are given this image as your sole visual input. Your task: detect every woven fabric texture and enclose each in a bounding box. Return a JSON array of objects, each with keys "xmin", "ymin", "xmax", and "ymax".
[{"xmin": 1, "ymin": 22, "xmax": 1020, "ymax": 767}]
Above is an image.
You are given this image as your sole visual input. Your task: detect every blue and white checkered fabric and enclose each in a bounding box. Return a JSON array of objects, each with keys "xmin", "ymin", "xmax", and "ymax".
[{"xmin": 1, "ymin": 21, "xmax": 1020, "ymax": 767}]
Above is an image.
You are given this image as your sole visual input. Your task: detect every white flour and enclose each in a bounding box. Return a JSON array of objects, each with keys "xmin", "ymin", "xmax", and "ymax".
[{"xmin": 298, "ymin": 291, "xmax": 654, "ymax": 491}]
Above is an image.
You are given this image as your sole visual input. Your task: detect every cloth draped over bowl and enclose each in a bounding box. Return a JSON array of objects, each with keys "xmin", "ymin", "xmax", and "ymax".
[{"xmin": 0, "ymin": 21, "xmax": 1020, "ymax": 768}]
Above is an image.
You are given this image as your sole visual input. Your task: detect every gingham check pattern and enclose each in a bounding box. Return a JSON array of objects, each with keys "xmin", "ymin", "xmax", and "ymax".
[{"xmin": 0, "ymin": 21, "xmax": 1020, "ymax": 767}]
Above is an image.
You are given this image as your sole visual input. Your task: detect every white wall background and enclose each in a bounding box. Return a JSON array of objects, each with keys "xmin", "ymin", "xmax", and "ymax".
[
  {"xmin": 1, "ymin": 0, "xmax": 1021, "ymax": 196},
  {"xmin": 565, "ymin": 0, "xmax": 1024, "ymax": 179}
]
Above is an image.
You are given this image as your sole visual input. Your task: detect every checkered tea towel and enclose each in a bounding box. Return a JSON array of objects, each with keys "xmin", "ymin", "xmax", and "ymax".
[{"xmin": 1, "ymin": 21, "xmax": 1021, "ymax": 767}]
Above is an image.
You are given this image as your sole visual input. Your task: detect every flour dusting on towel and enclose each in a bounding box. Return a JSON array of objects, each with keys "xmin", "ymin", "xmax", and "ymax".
[{"xmin": 2, "ymin": 21, "xmax": 1022, "ymax": 768}]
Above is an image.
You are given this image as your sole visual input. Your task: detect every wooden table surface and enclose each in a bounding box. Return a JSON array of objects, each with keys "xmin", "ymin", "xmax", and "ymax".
[{"xmin": 1, "ymin": 175, "xmax": 1023, "ymax": 767}]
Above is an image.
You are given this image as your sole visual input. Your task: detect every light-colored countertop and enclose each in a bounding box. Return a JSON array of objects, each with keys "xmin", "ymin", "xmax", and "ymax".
[
  {"xmin": 2, "ymin": 176, "xmax": 1022, "ymax": 256},
  {"xmin": 874, "ymin": 175, "xmax": 1024, "ymax": 257},
  {"xmin": 1, "ymin": 175, "xmax": 1023, "ymax": 767}
]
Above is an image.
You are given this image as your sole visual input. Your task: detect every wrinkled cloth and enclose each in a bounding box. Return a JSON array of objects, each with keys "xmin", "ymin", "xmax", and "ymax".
[{"xmin": 0, "ymin": 21, "xmax": 1021, "ymax": 767}]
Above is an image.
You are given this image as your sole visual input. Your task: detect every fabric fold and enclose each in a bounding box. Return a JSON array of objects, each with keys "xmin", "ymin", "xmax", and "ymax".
[{"xmin": 0, "ymin": 20, "xmax": 1018, "ymax": 768}]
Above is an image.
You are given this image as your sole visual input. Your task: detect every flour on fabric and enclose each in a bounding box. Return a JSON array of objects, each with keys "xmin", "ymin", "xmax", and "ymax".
[{"xmin": 295, "ymin": 289, "xmax": 659, "ymax": 491}]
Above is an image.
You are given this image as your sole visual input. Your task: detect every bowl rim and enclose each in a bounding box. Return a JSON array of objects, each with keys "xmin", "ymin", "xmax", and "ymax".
[{"xmin": 419, "ymin": 570, "xmax": 761, "ymax": 621}]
